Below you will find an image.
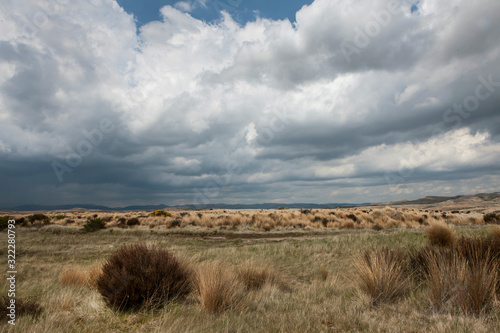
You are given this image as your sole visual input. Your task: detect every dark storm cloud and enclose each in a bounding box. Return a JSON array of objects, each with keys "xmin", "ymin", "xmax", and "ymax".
[{"xmin": 0, "ymin": 0, "xmax": 499, "ymax": 207}]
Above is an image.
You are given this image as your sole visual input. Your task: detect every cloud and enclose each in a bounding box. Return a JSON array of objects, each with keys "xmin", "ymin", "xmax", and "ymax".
[{"xmin": 0, "ymin": 0, "xmax": 499, "ymax": 207}]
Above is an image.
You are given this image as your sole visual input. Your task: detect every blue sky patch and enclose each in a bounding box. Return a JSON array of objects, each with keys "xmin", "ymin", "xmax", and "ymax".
[{"xmin": 117, "ymin": 0, "xmax": 314, "ymax": 27}]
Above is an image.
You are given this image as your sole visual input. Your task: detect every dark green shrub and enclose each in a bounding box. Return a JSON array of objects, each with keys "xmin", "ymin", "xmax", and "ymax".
[
  {"xmin": 54, "ymin": 215, "xmax": 67, "ymax": 220},
  {"xmin": 96, "ymin": 244, "xmax": 192, "ymax": 311},
  {"xmin": 27, "ymin": 213, "xmax": 50, "ymax": 224},
  {"xmin": 0, "ymin": 216, "xmax": 12, "ymax": 231},
  {"xmin": 82, "ymin": 218, "xmax": 106, "ymax": 233}
]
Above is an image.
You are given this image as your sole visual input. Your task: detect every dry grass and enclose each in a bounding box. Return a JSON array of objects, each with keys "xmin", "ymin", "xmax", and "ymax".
[
  {"xmin": 320, "ymin": 267, "xmax": 329, "ymax": 281},
  {"xmin": 4, "ymin": 212, "xmax": 500, "ymax": 332},
  {"xmin": 59, "ymin": 263, "xmax": 102, "ymax": 289},
  {"xmin": 426, "ymin": 249, "xmax": 498, "ymax": 314},
  {"xmin": 237, "ymin": 264, "xmax": 289, "ymax": 292},
  {"xmin": 356, "ymin": 248, "xmax": 411, "ymax": 305},
  {"xmin": 426, "ymin": 223, "xmax": 456, "ymax": 247},
  {"xmin": 194, "ymin": 262, "xmax": 243, "ymax": 313},
  {"xmin": 491, "ymin": 225, "xmax": 500, "ymax": 239},
  {"xmin": 6, "ymin": 206, "xmax": 492, "ymax": 233}
]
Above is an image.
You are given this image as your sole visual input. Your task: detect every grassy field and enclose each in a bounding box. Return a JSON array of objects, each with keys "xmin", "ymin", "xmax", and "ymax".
[{"xmin": 1, "ymin": 210, "xmax": 499, "ymax": 332}]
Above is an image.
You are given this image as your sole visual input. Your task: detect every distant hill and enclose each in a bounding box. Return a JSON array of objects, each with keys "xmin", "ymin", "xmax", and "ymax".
[{"xmin": 374, "ymin": 192, "xmax": 500, "ymax": 211}]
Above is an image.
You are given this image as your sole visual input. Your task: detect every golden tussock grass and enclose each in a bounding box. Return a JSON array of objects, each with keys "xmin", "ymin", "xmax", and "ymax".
[
  {"xmin": 59, "ymin": 263, "xmax": 103, "ymax": 289},
  {"xmin": 426, "ymin": 223, "xmax": 456, "ymax": 247},
  {"xmin": 237, "ymin": 264, "xmax": 290, "ymax": 292},
  {"xmin": 194, "ymin": 262, "xmax": 243, "ymax": 313},
  {"xmin": 426, "ymin": 250, "xmax": 498, "ymax": 314},
  {"xmin": 491, "ymin": 225, "xmax": 500, "ymax": 239},
  {"xmin": 356, "ymin": 248, "xmax": 411, "ymax": 305}
]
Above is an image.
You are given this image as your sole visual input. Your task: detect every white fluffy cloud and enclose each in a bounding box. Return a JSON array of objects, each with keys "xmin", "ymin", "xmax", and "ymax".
[{"xmin": 0, "ymin": 0, "xmax": 499, "ymax": 206}]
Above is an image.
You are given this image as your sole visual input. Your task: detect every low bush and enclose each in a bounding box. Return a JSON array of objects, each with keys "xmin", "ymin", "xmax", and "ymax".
[
  {"xmin": 28, "ymin": 213, "xmax": 50, "ymax": 224},
  {"xmin": 0, "ymin": 216, "xmax": 11, "ymax": 231},
  {"xmin": 82, "ymin": 218, "xmax": 106, "ymax": 232},
  {"xmin": 97, "ymin": 244, "xmax": 192, "ymax": 311}
]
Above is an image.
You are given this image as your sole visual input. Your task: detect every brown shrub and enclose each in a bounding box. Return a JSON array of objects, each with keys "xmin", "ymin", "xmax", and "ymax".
[
  {"xmin": 96, "ymin": 244, "xmax": 192, "ymax": 311},
  {"xmin": 484, "ymin": 212, "xmax": 500, "ymax": 224},
  {"xmin": 126, "ymin": 218, "xmax": 140, "ymax": 226},
  {"xmin": 426, "ymin": 223, "xmax": 456, "ymax": 247}
]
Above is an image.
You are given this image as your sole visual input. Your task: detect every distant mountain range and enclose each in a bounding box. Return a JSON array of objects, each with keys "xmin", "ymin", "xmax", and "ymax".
[
  {"xmin": 1, "ymin": 202, "xmax": 366, "ymax": 212},
  {"xmin": 2, "ymin": 192, "xmax": 498, "ymax": 212}
]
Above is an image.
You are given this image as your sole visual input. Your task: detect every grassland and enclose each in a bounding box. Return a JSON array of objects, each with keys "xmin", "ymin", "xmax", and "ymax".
[{"xmin": 1, "ymin": 208, "xmax": 499, "ymax": 332}]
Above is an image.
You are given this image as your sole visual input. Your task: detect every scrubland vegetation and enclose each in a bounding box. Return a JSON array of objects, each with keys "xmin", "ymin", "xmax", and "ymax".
[
  {"xmin": 1, "ymin": 207, "xmax": 499, "ymax": 331},
  {"xmin": 2, "ymin": 207, "xmax": 493, "ymax": 232}
]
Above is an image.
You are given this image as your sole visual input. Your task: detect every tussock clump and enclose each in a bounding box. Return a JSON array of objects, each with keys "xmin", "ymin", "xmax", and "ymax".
[
  {"xmin": 194, "ymin": 262, "xmax": 242, "ymax": 313},
  {"xmin": 97, "ymin": 244, "xmax": 192, "ymax": 311},
  {"xmin": 60, "ymin": 267, "xmax": 90, "ymax": 287},
  {"xmin": 406, "ymin": 247, "xmax": 433, "ymax": 282},
  {"xmin": 59, "ymin": 263, "xmax": 103, "ymax": 289},
  {"xmin": 491, "ymin": 225, "xmax": 500, "ymax": 239},
  {"xmin": 356, "ymin": 248, "xmax": 411, "ymax": 305},
  {"xmin": 237, "ymin": 265, "xmax": 289, "ymax": 291},
  {"xmin": 426, "ymin": 223, "xmax": 456, "ymax": 247},
  {"xmin": 426, "ymin": 250, "xmax": 498, "ymax": 314}
]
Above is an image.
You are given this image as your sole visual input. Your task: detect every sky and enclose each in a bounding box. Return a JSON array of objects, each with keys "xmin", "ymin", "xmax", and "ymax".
[{"xmin": 0, "ymin": 0, "xmax": 499, "ymax": 207}]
